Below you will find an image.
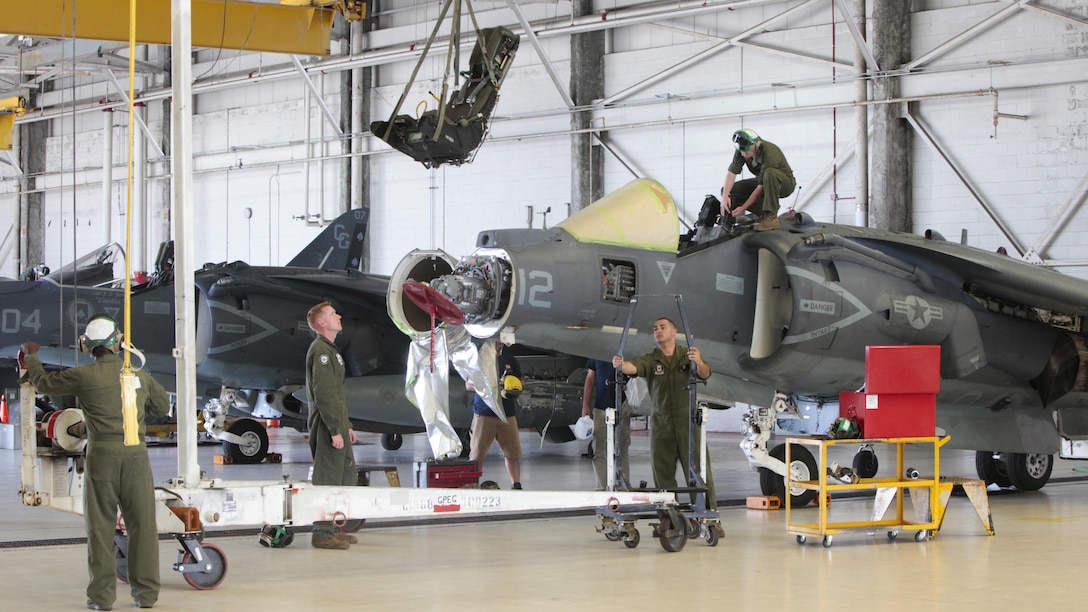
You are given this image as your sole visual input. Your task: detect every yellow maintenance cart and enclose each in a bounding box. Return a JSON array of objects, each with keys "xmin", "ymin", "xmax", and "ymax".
[{"xmin": 785, "ymin": 435, "xmax": 994, "ymax": 547}]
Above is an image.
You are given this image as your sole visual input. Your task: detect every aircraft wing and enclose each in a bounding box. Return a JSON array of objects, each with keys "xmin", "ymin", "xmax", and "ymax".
[{"xmin": 852, "ymin": 232, "xmax": 1088, "ymax": 317}]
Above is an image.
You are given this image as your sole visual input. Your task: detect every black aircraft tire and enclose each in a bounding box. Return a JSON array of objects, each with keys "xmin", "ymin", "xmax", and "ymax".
[
  {"xmin": 760, "ymin": 443, "xmax": 818, "ymax": 507},
  {"xmin": 1003, "ymin": 452, "xmax": 1053, "ymax": 491},
  {"xmin": 223, "ymin": 419, "xmax": 269, "ymax": 464},
  {"xmin": 852, "ymin": 448, "xmax": 879, "ymax": 478},
  {"xmin": 381, "ymin": 433, "xmax": 404, "ymax": 451},
  {"xmin": 975, "ymin": 451, "xmax": 1012, "ymax": 488}
]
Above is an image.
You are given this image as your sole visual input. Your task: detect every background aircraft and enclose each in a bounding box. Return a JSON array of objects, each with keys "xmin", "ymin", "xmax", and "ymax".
[
  {"xmin": 0, "ymin": 209, "xmax": 586, "ymax": 463},
  {"xmin": 388, "ymin": 178, "xmax": 1088, "ymax": 501}
]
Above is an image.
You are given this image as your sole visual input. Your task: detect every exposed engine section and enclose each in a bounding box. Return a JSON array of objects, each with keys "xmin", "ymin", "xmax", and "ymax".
[
  {"xmin": 964, "ymin": 282, "xmax": 1083, "ymax": 333},
  {"xmin": 430, "ymin": 254, "xmax": 512, "ymax": 325},
  {"xmin": 388, "ymin": 249, "xmax": 515, "ymax": 340}
]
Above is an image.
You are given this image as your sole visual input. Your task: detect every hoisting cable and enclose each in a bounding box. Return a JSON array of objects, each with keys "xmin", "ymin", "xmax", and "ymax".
[
  {"xmin": 379, "ymin": 0, "xmax": 457, "ymax": 141},
  {"xmin": 119, "ymin": 0, "xmax": 142, "ymax": 446},
  {"xmin": 379, "ymin": 0, "xmax": 492, "ymax": 143},
  {"xmin": 430, "ymin": 0, "xmax": 463, "ymax": 142}
]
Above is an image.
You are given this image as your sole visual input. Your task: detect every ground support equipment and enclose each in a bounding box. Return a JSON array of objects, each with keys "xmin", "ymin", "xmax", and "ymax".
[
  {"xmin": 595, "ymin": 294, "xmax": 723, "ymax": 552},
  {"xmin": 786, "ymin": 435, "xmax": 950, "ymax": 547}
]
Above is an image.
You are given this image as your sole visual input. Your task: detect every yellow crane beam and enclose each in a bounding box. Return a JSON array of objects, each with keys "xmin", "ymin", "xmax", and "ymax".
[{"xmin": 0, "ymin": 0, "xmax": 347, "ymax": 56}]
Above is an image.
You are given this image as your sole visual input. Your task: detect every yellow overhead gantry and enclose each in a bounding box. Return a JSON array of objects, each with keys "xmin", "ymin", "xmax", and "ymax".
[{"xmin": 0, "ymin": 0, "xmax": 366, "ymax": 56}]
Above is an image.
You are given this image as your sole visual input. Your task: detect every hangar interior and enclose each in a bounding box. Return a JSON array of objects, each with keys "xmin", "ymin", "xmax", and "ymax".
[
  {"xmin": 2, "ymin": 0, "xmax": 1087, "ymax": 278},
  {"xmin": 3, "ymin": 0, "xmax": 1088, "ymax": 609}
]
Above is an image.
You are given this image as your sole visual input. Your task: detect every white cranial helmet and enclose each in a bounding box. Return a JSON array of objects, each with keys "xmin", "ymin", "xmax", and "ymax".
[
  {"xmin": 573, "ymin": 415, "xmax": 594, "ymax": 440},
  {"xmin": 81, "ymin": 315, "xmax": 121, "ymax": 352}
]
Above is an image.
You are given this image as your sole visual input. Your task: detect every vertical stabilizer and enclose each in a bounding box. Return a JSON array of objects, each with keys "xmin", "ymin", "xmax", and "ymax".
[{"xmin": 286, "ymin": 209, "xmax": 369, "ymax": 271}]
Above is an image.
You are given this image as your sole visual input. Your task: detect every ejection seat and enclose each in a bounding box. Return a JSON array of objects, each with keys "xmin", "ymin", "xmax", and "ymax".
[{"xmin": 370, "ymin": 27, "xmax": 519, "ymax": 168}]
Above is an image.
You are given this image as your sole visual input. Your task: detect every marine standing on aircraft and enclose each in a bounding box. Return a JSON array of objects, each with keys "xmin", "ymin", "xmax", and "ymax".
[{"xmin": 389, "ymin": 178, "xmax": 1088, "ymax": 500}]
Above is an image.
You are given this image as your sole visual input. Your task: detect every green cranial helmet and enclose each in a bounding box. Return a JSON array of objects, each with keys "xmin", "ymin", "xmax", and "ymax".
[
  {"xmin": 81, "ymin": 314, "xmax": 121, "ymax": 352},
  {"xmin": 732, "ymin": 128, "xmax": 760, "ymax": 152}
]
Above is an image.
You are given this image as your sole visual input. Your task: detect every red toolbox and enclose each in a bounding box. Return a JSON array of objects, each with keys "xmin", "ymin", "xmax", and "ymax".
[
  {"xmin": 413, "ymin": 459, "xmax": 482, "ymax": 488},
  {"xmin": 842, "ymin": 345, "xmax": 941, "ymax": 438},
  {"xmin": 841, "ymin": 391, "xmax": 936, "ymax": 438},
  {"xmin": 864, "ymin": 345, "xmax": 941, "ymax": 394}
]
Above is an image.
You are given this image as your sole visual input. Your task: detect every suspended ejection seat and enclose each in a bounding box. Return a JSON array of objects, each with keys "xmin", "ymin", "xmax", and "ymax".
[{"xmin": 371, "ymin": 27, "xmax": 519, "ymax": 168}]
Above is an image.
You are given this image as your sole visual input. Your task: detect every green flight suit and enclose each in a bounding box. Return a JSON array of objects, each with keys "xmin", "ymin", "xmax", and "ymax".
[
  {"xmin": 727, "ymin": 139, "xmax": 796, "ymax": 216},
  {"xmin": 630, "ymin": 345, "xmax": 716, "ymax": 509},
  {"xmin": 305, "ymin": 336, "xmax": 357, "ymax": 539},
  {"xmin": 26, "ymin": 352, "xmax": 170, "ymax": 609}
]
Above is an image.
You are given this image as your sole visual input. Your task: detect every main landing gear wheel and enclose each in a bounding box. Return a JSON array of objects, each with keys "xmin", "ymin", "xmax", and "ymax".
[
  {"xmin": 657, "ymin": 516, "xmax": 687, "ymax": 553},
  {"xmin": 381, "ymin": 433, "xmax": 404, "ymax": 451},
  {"xmin": 1004, "ymin": 452, "xmax": 1053, "ymax": 491},
  {"xmin": 760, "ymin": 443, "xmax": 818, "ymax": 507},
  {"xmin": 222, "ymin": 419, "xmax": 269, "ymax": 464},
  {"xmin": 975, "ymin": 451, "xmax": 1012, "ymax": 487},
  {"xmin": 181, "ymin": 543, "xmax": 228, "ymax": 590},
  {"xmin": 852, "ymin": 446, "xmax": 879, "ymax": 478}
]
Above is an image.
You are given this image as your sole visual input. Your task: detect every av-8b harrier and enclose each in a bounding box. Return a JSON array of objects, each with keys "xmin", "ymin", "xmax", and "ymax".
[
  {"xmin": 1, "ymin": 209, "xmax": 586, "ymax": 463},
  {"xmin": 388, "ymin": 178, "xmax": 1088, "ymax": 501}
]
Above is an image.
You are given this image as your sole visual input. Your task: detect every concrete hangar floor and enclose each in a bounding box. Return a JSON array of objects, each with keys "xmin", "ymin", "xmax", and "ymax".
[{"xmin": 2, "ymin": 427, "xmax": 1087, "ymax": 610}]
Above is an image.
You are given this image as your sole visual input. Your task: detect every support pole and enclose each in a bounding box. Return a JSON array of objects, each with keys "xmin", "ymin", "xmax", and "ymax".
[{"xmin": 171, "ymin": 0, "xmax": 199, "ymax": 487}]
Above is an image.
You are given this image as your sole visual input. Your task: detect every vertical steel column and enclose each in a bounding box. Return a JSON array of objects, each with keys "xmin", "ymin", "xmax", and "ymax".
[{"xmin": 171, "ymin": 0, "xmax": 199, "ymax": 487}]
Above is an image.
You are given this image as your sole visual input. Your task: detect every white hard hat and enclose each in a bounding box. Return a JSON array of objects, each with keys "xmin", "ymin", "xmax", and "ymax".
[
  {"xmin": 573, "ymin": 415, "xmax": 594, "ymax": 440},
  {"xmin": 82, "ymin": 315, "xmax": 121, "ymax": 350}
]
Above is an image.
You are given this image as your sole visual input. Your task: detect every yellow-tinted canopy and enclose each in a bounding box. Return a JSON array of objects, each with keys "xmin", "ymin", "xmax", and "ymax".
[{"xmin": 556, "ymin": 178, "xmax": 679, "ymax": 252}]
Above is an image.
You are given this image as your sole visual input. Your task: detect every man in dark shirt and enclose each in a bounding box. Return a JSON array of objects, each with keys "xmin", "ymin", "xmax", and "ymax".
[
  {"xmin": 582, "ymin": 358, "xmax": 631, "ymax": 490},
  {"xmin": 467, "ymin": 343, "xmax": 524, "ymax": 489}
]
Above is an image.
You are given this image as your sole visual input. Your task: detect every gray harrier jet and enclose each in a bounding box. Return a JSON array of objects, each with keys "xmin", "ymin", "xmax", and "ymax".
[
  {"xmin": 1, "ymin": 209, "xmax": 585, "ymax": 463},
  {"xmin": 388, "ymin": 178, "xmax": 1088, "ymax": 500}
]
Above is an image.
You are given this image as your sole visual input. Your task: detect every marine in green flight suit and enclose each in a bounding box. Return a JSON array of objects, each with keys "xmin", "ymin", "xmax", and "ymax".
[
  {"xmin": 721, "ymin": 128, "xmax": 796, "ymax": 226},
  {"xmin": 23, "ymin": 314, "xmax": 170, "ymax": 610},
  {"xmin": 305, "ymin": 302, "xmax": 358, "ymax": 549},
  {"xmin": 614, "ymin": 318, "xmax": 716, "ymax": 509}
]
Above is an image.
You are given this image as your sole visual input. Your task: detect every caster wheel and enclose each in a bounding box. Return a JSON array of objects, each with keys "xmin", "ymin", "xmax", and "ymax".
[
  {"xmin": 685, "ymin": 517, "xmax": 701, "ymax": 540},
  {"xmin": 822, "ymin": 535, "xmax": 833, "ymax": 548},
  {"xmin": 623, "ymin": 528, "xmax": 640, "ymax": 549},
  {"xmin": 914, "ymin": 530, "xmax": 929, "ymax": 542},
  {"xmin": 796, "ymin": 535, "xmax": 807, "ymax": 545},
  {"xmin": 887, "ymin": 531, "xmax": 898, "ymax": 540}
]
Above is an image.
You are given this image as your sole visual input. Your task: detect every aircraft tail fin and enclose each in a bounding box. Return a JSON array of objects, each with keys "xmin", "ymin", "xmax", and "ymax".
[{"xmin": 287, "ymin": 209, "xmax": 369, "ymax": 271}]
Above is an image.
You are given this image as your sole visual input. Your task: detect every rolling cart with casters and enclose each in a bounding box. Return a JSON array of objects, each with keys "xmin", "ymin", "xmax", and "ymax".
[
  {"xmin": 786, "ymin": 435, "xmax": 950, "ymax": 547},
  {"xmin": 595, "ymin": 294, "xmax": 723, "ymax": 551}
]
